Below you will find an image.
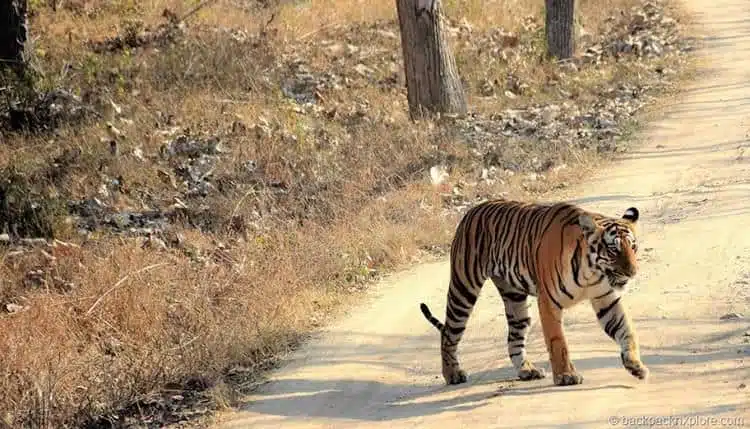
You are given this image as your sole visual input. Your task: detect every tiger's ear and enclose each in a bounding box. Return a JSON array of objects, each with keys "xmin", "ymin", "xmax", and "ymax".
[
  {"xmin": 622, "ymin": 207, "xmax": 639, "ymax": 223},
  {"xmin": 578, "ymin": 213, "xmax": 597, "ymax": 236}
]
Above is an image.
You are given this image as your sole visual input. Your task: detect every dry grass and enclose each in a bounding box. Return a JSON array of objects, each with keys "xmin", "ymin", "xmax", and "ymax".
[
  {"xmin": 0, "ymin": 0, "xmax": 693, "ymax": 427},
  {"xmin": 0, "ymin": 181, "xmax": 457, "ymax": 428}
]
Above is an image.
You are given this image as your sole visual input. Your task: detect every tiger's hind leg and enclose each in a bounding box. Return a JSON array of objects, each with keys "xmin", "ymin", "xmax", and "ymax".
[
  {"xmin": 492, "ymin": 277, "xmax": 546, "ymax": 381},
  {"xmin": 440, "ymin": 275, "xmax": 485, "ymax": 385}
]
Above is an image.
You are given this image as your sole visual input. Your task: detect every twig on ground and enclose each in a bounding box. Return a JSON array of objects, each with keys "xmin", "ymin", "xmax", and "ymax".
[{"xmin": 84, "ymin": 262, "xmax": 170, "ymax": 316}]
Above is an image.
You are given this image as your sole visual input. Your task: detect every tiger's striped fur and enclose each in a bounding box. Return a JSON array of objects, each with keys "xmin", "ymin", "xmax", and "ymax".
[{"xmin": 419, "ymin": 198, "xmax": 647, "ymax": 386}]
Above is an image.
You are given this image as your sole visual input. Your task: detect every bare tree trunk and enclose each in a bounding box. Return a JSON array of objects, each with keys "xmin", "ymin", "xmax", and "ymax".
[
  {"xmin": 395, "ymin": 0, "xmax": 467, "ymax": 120},
  {"xmin": 0, "ymin": 0, "xmax": 29, "ymax": 75},
  {"xmin": 545, "ymin": 0, "xmax": 575, "ymax": 60}
]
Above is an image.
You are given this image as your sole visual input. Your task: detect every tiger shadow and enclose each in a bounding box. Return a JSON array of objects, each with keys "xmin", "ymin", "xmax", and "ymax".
[{"xmin": 235, "ymin": 324, "xmax": 746, "ymax": 422}]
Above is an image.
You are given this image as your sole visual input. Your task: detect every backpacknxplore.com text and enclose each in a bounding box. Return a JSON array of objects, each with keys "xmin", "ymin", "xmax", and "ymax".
[{"xmin": 608, "ymin": 415, "xmax": 745, "ymax": 427}]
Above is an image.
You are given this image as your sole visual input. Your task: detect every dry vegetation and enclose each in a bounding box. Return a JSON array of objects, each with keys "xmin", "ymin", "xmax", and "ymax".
[{"xmin": 0, "ymin": 0, "xmax": 694, "ymax": 427}]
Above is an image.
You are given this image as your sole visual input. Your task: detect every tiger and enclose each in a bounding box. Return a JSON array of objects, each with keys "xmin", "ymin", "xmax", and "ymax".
[{"xmin": 419, "ymin": 198, "xmax": 648, "ymax": 386}]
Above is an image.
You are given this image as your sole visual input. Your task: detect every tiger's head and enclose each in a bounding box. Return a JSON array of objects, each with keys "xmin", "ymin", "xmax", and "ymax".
[{"xmin": 578, "ymin": 207, "xmax": 640, "ymax": 291}]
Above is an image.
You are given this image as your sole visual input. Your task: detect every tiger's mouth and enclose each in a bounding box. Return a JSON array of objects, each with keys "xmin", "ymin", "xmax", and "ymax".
[
  {"xmin": 605, "ymin": 269, "xmax": 631, "ymax": 290},
  {"xmin": 610, "ymin": 276, "xmax": 629, "ymax": 290}
]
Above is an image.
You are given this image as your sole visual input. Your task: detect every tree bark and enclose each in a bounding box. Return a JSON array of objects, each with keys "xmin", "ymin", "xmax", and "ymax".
[
  {"xmin": 545, "ymin": 0, "xmax": 575, "ymax": 60},
  {"xmin": 395, "ymin": 0, "xmax": 467, "ymax": 120},
  {"xmin": 0, "ymin": 0, "xmax": 29, "ymax": 75}
]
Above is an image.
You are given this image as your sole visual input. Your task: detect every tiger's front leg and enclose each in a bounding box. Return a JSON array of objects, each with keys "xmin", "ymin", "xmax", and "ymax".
[
  {"xmin": 538, "ymin": 291, "xmax": 583, "ymax": 386},
  {"xmin": 591, "ymin": 292, "xmax": 649, "ymax": 380}
]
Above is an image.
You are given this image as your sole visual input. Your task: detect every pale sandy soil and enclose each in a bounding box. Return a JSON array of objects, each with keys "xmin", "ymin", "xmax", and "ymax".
[{"xmin": 213, "ymin": 0, "xmax": 750, "ymax": 426}]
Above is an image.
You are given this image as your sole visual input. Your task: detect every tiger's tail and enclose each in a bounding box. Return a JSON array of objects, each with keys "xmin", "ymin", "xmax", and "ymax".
[{"xmin": 420, "ymin": 303, "xmax": 444, "ymax": 331}]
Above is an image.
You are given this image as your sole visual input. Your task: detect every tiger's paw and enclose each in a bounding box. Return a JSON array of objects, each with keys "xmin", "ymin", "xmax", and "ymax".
[
  {"xmin": 553, "ymin": 372, "xmax": 584, "ymax": 386},
  {"xmin": 443, "ymin": 367, "xmax": 468, "ymax": 385},
  {"xmin": 518, "ymin": 361, "xmax": 546, "ymax": 381},
  {"xmin": 622, "ymin": 353, "xmax": 649, "ymax": 380}
]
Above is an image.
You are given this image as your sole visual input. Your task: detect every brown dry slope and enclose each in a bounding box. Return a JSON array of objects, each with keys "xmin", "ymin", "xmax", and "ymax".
[{"xmin": 214, "ymin": 0, "xmax": 750, "ymax": 427}]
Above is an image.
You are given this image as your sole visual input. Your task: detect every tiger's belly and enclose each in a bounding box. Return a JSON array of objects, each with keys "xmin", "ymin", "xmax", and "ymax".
[
  {"xmin": 491, "ymin": 265, "xmax": 617, "ymax": 309},
  {"xmin": 490, "ymin": 264, "xmax": 539, "ymax": 297}
]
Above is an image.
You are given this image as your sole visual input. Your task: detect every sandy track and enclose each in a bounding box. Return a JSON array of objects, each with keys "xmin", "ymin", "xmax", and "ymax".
[{"xmin": 214, "ymin": 0, "xmax": 750, "ymax": 427}]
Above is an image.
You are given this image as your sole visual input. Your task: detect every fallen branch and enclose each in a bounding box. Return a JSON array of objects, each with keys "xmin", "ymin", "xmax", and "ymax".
[
  {"xmin": 85, "ymin": 262, "xmax": 170, "ymax": 316},
  {"xmin": 88, "ymin": 0, "xmax": 217, "ymax": 53},
  {"xmin": 178, "ymin": 0, "xmax": 218, "ymax": 23}
]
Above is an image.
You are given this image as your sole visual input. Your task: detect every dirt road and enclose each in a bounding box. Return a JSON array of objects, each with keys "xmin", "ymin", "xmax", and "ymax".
[{"xmin": 214, "ymin": 0, "xmax": 750, "ymax": 427}]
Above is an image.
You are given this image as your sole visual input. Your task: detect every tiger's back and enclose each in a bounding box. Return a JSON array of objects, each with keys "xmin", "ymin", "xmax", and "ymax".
[
  {"xmin": 448, "ymin": 199, "xmax": 591, "ymax": 300},
  {"xmin": 419, "ymin": 198, "xmax": 647, "ymax": 386}
]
